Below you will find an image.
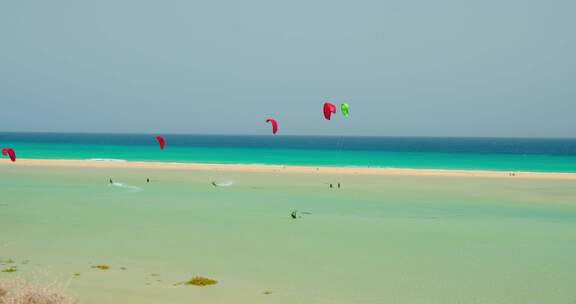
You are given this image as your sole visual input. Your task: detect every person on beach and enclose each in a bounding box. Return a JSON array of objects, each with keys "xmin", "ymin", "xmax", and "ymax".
[
  {"xmin": 329, "ymin": 183, "xmax": 333, "ymax": 188},
  {"xmin": 338, "ymin": 182, "xmax": 341, "ymax": 189}
]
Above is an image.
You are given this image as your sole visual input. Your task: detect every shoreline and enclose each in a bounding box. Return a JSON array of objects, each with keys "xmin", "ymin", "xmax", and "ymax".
[{"xmin": 2, "ymin": 158, "xmax": 576, "ymax": 180}]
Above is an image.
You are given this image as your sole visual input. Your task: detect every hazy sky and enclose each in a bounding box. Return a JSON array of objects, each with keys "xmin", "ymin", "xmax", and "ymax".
[{"xmin": 1, "ymin": 0, "xmax": 575, "ymax": 137}]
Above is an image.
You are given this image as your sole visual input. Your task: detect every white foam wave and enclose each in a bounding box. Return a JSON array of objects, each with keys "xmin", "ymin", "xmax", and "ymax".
[
  {"xmin": 109, "ymin": 182, "xmax": 142, "ymax": 192},
  {"xmin": 86, "ymin": 158, "xmax": 127, "ymax": 162},
  {"xmin": 211, "ymin": 180, "xmax": 234, "ymax": 187}
]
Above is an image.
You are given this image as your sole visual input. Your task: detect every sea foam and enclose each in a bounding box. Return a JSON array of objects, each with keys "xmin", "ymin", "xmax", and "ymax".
[
  {"xmin": 86, "ymin": 158, "xmax": 127, "ymax": 162},
  {"xmin": 211, "ymin": 180, "xmax": 234, "ymax": 187},
  {"xmin": 109, "ymin": 182, "xmax": 142, "ymax": 192}
]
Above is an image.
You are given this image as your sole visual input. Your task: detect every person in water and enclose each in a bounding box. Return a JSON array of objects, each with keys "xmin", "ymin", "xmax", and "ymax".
[
  {"xmin": 147, "ymin": 178, "xmax": 150, "ymax": 183},
  {"xmin": 109, "ymin": 178, "xmax": 113, "ymax": 184},
  {"xmin": 291, "ymin": 211, "xmax": 298, "ymax": 219},
  {"xmin": 329, "ymin": 183, "xmax": 333, "ymax": 188},
  {"xmin": 337, "ymin": 182, "xmax": 341, "ymax": 189}
]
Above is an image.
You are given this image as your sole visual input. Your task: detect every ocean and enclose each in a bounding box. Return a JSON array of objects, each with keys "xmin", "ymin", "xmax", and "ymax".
[{"xmin": 1, "ymin": 132, "xmax": 576, "ymax": 172}]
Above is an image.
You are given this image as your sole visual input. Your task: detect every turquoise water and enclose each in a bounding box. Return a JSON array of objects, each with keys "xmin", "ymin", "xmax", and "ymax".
[
  {"xmin": 2, "ymin": 165, "xmax": 576, "ymax": 304},
  {"xmin": 2, "ymin": 133, "xmax": 576, "ymax": 172}
]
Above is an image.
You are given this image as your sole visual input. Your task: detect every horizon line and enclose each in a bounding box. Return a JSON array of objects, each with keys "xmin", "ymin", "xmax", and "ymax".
[{"xmin": 1, "ymin": 131, "xmax": 575, "ymax": 140}]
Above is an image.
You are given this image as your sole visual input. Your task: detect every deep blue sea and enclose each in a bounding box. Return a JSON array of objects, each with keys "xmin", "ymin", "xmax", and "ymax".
[{"xmin": 1, "ymin": 133, "xmax": 576, "ymax": 172}]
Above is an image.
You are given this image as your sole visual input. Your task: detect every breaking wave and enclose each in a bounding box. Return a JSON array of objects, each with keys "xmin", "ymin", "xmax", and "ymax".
[
  {"xmin": 211, "ymin": 180, "xmax": 235, "ymax": 187},
  {"xmin": 86, "ymin": 158, "xmax": 127, "ymax": 162},
  {"xmin": 109, "ymin": 182, "xmax": 142, "ymax": 192}
]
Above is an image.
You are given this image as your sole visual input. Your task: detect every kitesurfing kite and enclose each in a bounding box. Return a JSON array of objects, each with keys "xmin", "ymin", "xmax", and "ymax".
[
  {"xmin": 266, "ymin": 118, "xmax": 278, "ymax": 134},
  {"xmin": 156, "ymin": 136, "xmax": 166, "ymax": 150},
  {"xmin": 2, "ymin": 148, "xmax": 16, "ymax": 162},
  {"xmin": 323, "ymin": 102, "xmax": 337, "ymax": 120},
  {"xmin": 341, "ymin": 103, "xmax": 350, "ymax": 118}
]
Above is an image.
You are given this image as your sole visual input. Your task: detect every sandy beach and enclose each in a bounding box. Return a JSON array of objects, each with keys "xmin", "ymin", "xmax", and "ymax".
[{"xmin": 3, "ymin": 158, "xmax": 576, "ymax": 180}]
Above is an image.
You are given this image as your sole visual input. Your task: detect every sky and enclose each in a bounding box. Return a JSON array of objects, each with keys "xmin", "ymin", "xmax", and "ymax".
[{"xmin": 1, "ymin": 0, "xmax": 575, "ymax": 137}]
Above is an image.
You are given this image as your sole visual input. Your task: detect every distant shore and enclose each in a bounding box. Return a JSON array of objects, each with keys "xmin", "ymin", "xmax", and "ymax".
[{"xmin": 2, "ymin": 158, "xmax": 576, "ymax": 180}]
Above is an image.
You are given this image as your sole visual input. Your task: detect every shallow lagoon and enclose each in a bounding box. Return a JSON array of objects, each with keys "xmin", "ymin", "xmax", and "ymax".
[{"xmin": 1, "ymin": 165, "xmax": 576, "ymax": 303}]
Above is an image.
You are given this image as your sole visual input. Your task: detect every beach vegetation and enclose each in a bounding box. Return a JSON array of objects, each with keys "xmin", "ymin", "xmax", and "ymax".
[
  {"xmin": 184, "ymin": 276, "xmax": 218, "ymax": 286},
  {"xmin": 1, "ymin": 267, "xmax": 17, "ymax": 273},
  {"xmin": 91, "ymin": 265, "xmax": 110, "ymax": 270}
]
